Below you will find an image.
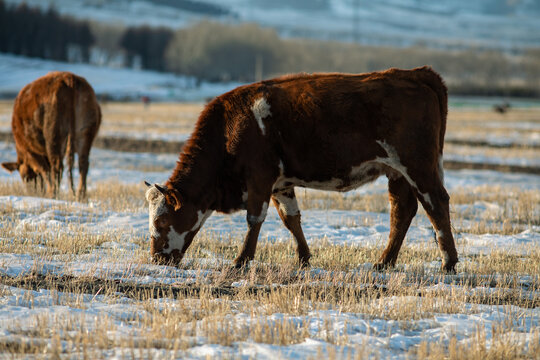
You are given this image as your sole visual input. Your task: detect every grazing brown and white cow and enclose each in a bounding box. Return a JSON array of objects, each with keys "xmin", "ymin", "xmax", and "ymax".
[
  {"xmin": 1, "ymin": 71, "xmax": 101, "ymax": 198},
  {"xmin": 145, "ymin": 66, "xmax": 458, "ymax": 272}
]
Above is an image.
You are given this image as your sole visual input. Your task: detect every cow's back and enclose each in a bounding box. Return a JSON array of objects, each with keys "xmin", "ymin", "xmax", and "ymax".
[
  {"xmin": 12, "ymin": 72, "xmax": 100, "ymax": 156},
  {"xmin": 247, "ymin": 67, "xmax": 446, "ymax": 179},
  {"xmin": 12, "ymin": 72, "xmax": 75, "ymax": 147}
]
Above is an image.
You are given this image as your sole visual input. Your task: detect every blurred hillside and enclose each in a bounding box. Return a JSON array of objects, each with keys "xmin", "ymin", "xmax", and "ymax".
[
  {"xmin": 1, "ymin": 0, "xmax": 539, "ymax": 97},
  {"xmin": 4, "ymin": 0, "xmax": 540, "ymax": 50}
]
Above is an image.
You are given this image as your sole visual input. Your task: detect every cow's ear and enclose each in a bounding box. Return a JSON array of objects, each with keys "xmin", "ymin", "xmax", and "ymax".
[
  {"xmin": 167, "ymin": 188, "xmax": 183, "ymax": 211},
  {"xmin": 1, "ymin": 162, "xmax": 18, "ymax": 173}
]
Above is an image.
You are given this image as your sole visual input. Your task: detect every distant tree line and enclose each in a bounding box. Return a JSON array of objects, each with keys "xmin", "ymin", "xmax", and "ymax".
[
  {"xmin": 0, "ymin": 1, "xmax": 93, "ymax": 62},
  {"xmin": 120, "ymin": 26, "xmax": 173, "ymax": 71}
]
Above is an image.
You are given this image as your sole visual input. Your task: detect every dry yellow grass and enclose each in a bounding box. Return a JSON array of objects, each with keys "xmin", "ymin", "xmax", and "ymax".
[
  {"xmin": 446, "ymin": 107, "xmax": 540, "ymax": 143},
  {"xmin": 1, "ymin": 100, "xmax": 539, "ymax": 146}
]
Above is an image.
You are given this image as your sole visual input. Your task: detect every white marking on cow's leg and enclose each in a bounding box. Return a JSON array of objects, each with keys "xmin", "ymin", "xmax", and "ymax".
[
  {"xmin": 163, "ymin": 210, "xmax": 213, "ymax": 254},
  {"xmin": 436, "ymin": 229, "xmax": 444, "ymax": 239},
  {"xmin": 422, "ymin": 193, "xmax": 434, "ymax": 209},
  {"xmin": 438, "ymin": 155, "xmax": 445, "ymax": 185},
  {"xmin": 274, "ymin": 192, "xmax": 300, "ymax": 216},
  {"xmin": 376, "ymin": 140, "xmax": 434, "ymax": 209},
  {"xmin": 247, "ymin": 201, "xmax": 268, "ymax": 224},
  {"xmin": 251, "ymin": 97, "xmax": 271, "ymax": 135},
  {"xmin": 146, "ymin": 186, "xmax": 168, "ymax": 239}
]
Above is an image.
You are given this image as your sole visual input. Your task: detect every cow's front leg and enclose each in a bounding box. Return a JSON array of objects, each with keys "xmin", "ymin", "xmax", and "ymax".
[
  {"xmin": 272, "ymin": 189, "xmax": 310, "ymax": 267},
  {"xmin": 234, "ymin": 196, "xmax": 269, "ymax": 268}
]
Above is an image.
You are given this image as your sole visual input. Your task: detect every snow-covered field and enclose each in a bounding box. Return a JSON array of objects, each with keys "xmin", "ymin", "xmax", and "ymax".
[{"xmin": 1, "ymin": 131, "xmax": 539, "ymax": 357}]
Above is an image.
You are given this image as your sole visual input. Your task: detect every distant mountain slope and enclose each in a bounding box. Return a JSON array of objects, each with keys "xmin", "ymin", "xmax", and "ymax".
[
  {"xmin": 0, "ymin": 54, "xmax": 240, "ymax": 101},
  {"xmin": 3, "ymin": 0, "xmax": 539, "ymax": 50}
]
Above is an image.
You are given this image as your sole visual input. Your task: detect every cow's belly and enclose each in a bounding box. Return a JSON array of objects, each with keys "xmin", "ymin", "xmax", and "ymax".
[{"xmin": 273, "ymin": 161, "xmax": 385, "ymax": 193}]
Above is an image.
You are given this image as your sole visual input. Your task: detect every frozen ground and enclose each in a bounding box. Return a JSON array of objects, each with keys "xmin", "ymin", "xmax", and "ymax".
[{"xmin": 0, "ymin": 140, "xmax": 539, "ymax": 358}]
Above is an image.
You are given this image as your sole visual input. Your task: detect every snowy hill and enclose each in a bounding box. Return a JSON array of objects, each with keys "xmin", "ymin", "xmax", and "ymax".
[
  {"xmin": 0, "ymin": 53, "xmax": 241, "ymax": 101},
  {"xmin": 4, "ymin": 0, "xmax": 540, "ymax": 51}
]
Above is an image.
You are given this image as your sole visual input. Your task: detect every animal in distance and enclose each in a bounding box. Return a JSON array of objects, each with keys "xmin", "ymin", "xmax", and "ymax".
[
  {"xmin": 145, "ymin": 66, "xmax": 458, "ymax": 272},
  {"xmin": 1, "ymin": 71, "xmax": 101, "ymax": 198}
]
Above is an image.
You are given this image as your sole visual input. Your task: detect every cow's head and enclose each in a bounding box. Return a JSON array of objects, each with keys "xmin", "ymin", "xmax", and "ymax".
[
  {"xmin": 2, "ymin": 161, "xmax": 39, "ymax": 183},
  {"xmin": 144, "ymin": 181, "xmax": 212, "ymax": 265}
]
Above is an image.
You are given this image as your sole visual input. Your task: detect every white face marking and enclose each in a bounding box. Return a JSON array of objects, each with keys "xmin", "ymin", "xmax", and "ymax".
[
  {"xmin": 165, "ymin": 226, "xmax": 187, "ymax": 254},
  {"xmin": 375, "ymin": 140, "xmax": 434, "ymax": 209},
  {"xmin": 162, "ymin": 210, "xmax": 213, "ymax": 254},
  {"xmin": 274, "ymin": 192, "xmax": 300, "ymax": 217},
  {"xmin": 146, "ymin": 186, "xmax": 168, "ymax": 239},
  {"xmin": 251, "ymin": 97, "xmax": 271, "ymax": 135}
]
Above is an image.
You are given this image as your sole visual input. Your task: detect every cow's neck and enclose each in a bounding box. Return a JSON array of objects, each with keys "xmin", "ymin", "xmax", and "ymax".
[{"xmin": 166, "ymin": 103, "xmax": 225, "ymax": 209}]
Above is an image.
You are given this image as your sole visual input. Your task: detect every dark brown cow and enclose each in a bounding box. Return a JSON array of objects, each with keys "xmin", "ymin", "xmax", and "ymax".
[
  {"xmin": 1, "ymin": 72, "xmax": 101, "ymax": 198},
  {"xmin": 145, "ymin": 66, "xmax": 458, "ymax": 272}
]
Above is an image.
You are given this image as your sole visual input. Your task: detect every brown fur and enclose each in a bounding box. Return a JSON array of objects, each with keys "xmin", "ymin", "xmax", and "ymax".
[
  {"xmin": 147, "ymin": 66, "xmax": 458, "ymax": 272},
  {"xmin": 1, "ymin": 72, "xmax": 101, "ymax": 198}
]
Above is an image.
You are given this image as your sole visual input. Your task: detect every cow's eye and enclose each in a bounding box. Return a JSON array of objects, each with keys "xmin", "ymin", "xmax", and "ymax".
[{"xmin": 156, "ymin": 217, "xmax": 168, "ymax": 228}]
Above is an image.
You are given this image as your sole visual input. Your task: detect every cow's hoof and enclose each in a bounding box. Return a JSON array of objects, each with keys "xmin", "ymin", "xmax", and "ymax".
[
  {"xmin": 299, "ymin": 257, "xmax": 311, "ymax": 269},
  {"xmin": 441, "ymin": 263, "xmax": 457, "ymax": 274},
  {"xmin": 373, "ymin": 262, "xmax": 393, "ymax": 271},
  {"xmin": 441, "ymin": 258, "xmax": 458, "ymax": 274},
  {"xmin": 233, "ymin": 259, "xmax": 251, "ymax": 271}
]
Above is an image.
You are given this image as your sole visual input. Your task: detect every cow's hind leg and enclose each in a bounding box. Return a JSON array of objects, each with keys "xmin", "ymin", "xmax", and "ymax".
[
  {"xmin": 77, "ymin": 151, "xmax": 89, "ymax": 199},
  {"xmin": 44, "ymin": 146, "xmax": 63, "ymax": 198},
  {"xmin": 272, "ymin": 188, "xmax": 311, "ymax": 267},
  {"xmin": 375, "ymin": 176, "xmax": 417, "ymax": 269}
]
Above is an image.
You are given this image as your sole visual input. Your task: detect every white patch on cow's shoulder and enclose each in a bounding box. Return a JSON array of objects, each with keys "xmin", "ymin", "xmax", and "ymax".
[
  {"xmin": 251, "ymin": 97, "xmax": 271, "ymax": 135},
  {"xmin": 375, "ymin": 140, "xmax": 434, "ymax": 209},
  {"xmin": 163, "ymin": 210, "xmax": 213, "ymax": 254},
  {"xmin": 146, "ymin": 186, "xmax": 168, "ymax": 239}
]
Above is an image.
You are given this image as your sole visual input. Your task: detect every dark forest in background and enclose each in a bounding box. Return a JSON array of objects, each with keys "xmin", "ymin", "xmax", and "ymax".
[
  {"xmin": 1, "ymin": 0, "xmax": 538, "ymax": 97},
  {"xmin": 0, "ymin": 2, "xmax": 93, "ymax": 62}
]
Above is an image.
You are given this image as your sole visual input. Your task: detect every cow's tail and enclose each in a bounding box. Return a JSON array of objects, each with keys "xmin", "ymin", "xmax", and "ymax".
[
  {"xmin": 418, "ymin": 66, "xmax": 448, "ymax": 185},
  {"xmin": 66, "ymin": 132, "xmax": 75, "ymax": 194}
]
